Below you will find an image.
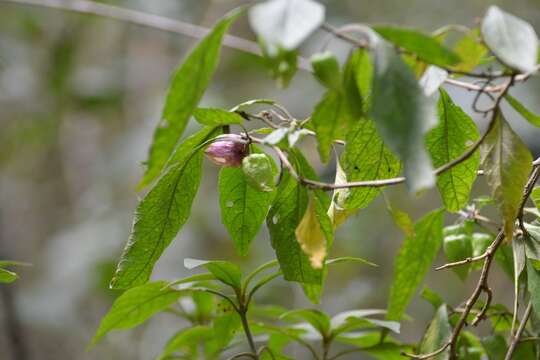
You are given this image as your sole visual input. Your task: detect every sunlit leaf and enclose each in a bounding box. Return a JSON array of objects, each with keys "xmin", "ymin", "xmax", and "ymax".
[
  {"xmin": 248, "ymin": 0, "xmax": 325, "ymax": 51},
  {"xmin": 427, "ymin": 89, "xmax": 480, "ymax": 212},
  {"xmin": 373, "ymin": 26, "xmax": 461, "ymax": 67},
  {"xmin": 505, "ymin": 94, "xmax": 540, "ymax": 128},
  {"xmin": 193, "ymin": 108, "xmax": 244, "ymax": 126},
  {"xmin": 139, "ymin": 9, "xmax": 242, "ymax": 187},
  {"xmin": 452, "ymin": 29, "xmax": 488, "ymax": 73},
  {"xmin": 0, "ymin": 268, "xmax": 17, "ymax": 284},
  {"xmin": 481, "ymin": 6, "xmax": 539, "ymax": 73},
  {"xmin": 111, "ymin": 127, "xmax": 221, "ymax": 289},
  {"xmin": 339, "ymin": 119, "xmax": 401, "ymax": 210}
]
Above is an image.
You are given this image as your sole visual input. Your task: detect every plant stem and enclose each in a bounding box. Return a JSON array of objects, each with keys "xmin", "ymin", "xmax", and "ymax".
[
  {"xmin": 505, "ymin": 301, "xmax": 533, "ymax": 360},
  {"xmin": 239, "ymin": 307, "xmax": 259, "ymax": 359}
]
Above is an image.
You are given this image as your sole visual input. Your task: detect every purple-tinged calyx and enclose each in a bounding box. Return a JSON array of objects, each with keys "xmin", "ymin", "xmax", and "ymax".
[{"xmin": 204, "ymin": 134, "xmax": 249, "ymax": 167}]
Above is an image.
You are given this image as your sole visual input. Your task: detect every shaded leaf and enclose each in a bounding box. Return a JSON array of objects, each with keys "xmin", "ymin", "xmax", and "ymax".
[
  {"xmin": 248, "ymin": 0, "xmax": 325, "ymax": 51},
  {"xmin": 418, "ymin": 305, "xmax": 452, "ymax": 360},
  {"xmin": 139, "ymin": 10, "xmax": 242, "ymax": 187},
  {"xmin": 111, "ymin": 128, "xmax": 220, "ymax": 289},
  {"xmin": 443, "ymin": 234, "xmax": 473, "ymax": 281},
  {"xmin": 481, "ymin": 6, "xmax": 539, "ymax": 73},
  {"xmin": 371, "ymin": 40, "xmax": 438, "ymax": 192},
  {"xmin": 91, "ymin": 282, "xmax": 183, "ymax": 346},
  {"xmin": 281, "ymin": 309, "xmax": 331, "ymax": 336},
  {"xmin": 157, "ymin": 326, "xmax": 213, "ymax": 360},
  {"xmin": 427, "ymin": 89, "xmax": 480, "ymax": 212},
  {"xmin": 481, "ymin": 334, "xmax": 507, "ymax": 360},
  {"xmin": 421, "ymin": 287, "xmax": 444, "ymax": 310},
  {"xmin": 373, "ymin": 26, "xmax": 461, "ymax": 67},
  {"xmin": 387, "ymin": 208, "xmax": 445, "ymax": 321},
  {"xmin": 480, "ymin": 112, "xmax": 533, "ymax": 240}
]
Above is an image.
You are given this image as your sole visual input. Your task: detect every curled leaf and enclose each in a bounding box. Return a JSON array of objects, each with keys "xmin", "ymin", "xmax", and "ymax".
[{"xmin": 296, "ymin": 195, "xmax": 327, "ymax": 269}]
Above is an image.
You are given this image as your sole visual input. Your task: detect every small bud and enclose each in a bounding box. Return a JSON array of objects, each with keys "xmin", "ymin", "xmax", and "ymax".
[{"xmin": 204, "ymin": 134, "xmax": 248, "ymax": 167}]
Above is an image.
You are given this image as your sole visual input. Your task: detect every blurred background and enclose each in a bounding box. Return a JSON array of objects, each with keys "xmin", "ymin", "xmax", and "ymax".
[{"xmin": 0, "ymin": 0, "xmax": 539, "ymax": 359}]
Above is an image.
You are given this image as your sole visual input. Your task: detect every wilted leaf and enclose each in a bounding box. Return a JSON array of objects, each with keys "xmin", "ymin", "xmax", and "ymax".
[{"xmin": 295, "ymin": 195, "xmax": 327, "ymax": 269}]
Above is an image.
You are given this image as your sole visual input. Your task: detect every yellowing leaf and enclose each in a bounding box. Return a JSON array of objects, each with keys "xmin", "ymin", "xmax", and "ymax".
[{"xmin": 296, "ymin": 196, "xmax": 327, "ymax": 269}]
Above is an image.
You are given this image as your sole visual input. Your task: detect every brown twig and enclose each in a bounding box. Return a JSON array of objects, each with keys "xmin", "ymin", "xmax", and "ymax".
[{"xmin": 505, "ymin": 302, "xmax": 533, "ymax": 360}]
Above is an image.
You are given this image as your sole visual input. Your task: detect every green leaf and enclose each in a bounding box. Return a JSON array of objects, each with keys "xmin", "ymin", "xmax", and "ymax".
[
  {"xmin": 111, "ymin": 128, "xmax": 220, "ymax": 289},
  {"xmin": 259, "ymin": 46, "xmax": 298, "ymax": 88},
  {"xmin": 311, "ymin": 90, "xmax": 354, "ymax": 163},
  {"xmin": 524, "ymin": 223, "xmax": 540, "ymax": 261},
  {"xmin": 481, "ymin": 6, "xmax": 539, "ymax": 73},
  {"xmin": 373, "ymin": 26, "xmax": 461, "ymax": 67},
  {"xmin": 166, "ymin": 273, "xmax": 217, "ymax": 288},
  {"xmin": 206, "ymin": 301, "xmax": 242, "ymax": 355},
  {"xmin": 311, "ymin": 51, "xmax": 342, "ymax": 90},
  {"xmin": 326, "ymin": 256, "xmax": 377, "ymax": 267},
  {"xmin": 480, "ymin": 112, "xmax": 533, "ymax": 240},
  {"xmin": 248, "ymin": 0, "xmax": 325, "ymax": 51},
  {"xmin": 184, "ymin": 259, "xmax": 242, "ymax": 290},
  {"xmin": 421, "ymin": 287, "xmax": 444, "ymax": 310},
  {"xmin": 281, "ymin": 309, "xmax": 331, "ymax": 336},
  {"xmin": 370, "ymin": 40, "xmax": 438, "ymax": 192},
  {"xmin": 219, "ymin": 164, "xmax": 275, "ymax": 256},
  {"xmin": 532, "ymin": 187, "xmax": 540, "ymax": 210},
  {"xmin": 267, "ymin": 151, "xmax": 322, "ymax": 284},
  {"xmin": 157, "ymin": 326, "xmax": 213, "ymax": 360},
  {"xmin": 230, "ymin": 99, "xmax": 276, "ymax": 112},
  {"xmin": 339, "ymin": 118, "xmax": 401, "ymax": 210},
  {"xmin": 452, "ymin": 29, "xmax": 488, "ymax": 73},
  {"xmin": 386, "ymin": 202, "xmax": 415, "ymax": 237},
  {"xmin": 343, "ymin": 49, "xmax": 367, "ymax": 117},
  {"xmin": 387, "ymin": 208, "xmax": 445, "ymax": 321},
  {"xmin": 242, "ymin": 153, "xmax": 276, "ymax": 192},
  {"xmin": 363, "ymin": 343, "xmax": 409, "ymax": 360},
  {"xmin": 0, "ymin": 268, "xmax": 18, "ymax": 284},
  {"xmin": 193, "ymin": 108, "xmax": 244, "ymax": 126},
  {"xmin": 443, "ymin": 234, "xmax": 473, "ymax": 281},
  {"xmin": 331, "ymin": 310, "xmax": 400, "ymax": 335},
  {"xmin": 91, "ymin": 281, "xmax": 183, "ymax": 347},
  {"xmin": 527, "ymin": 259, "xmax": 540, "ymax": 320},
  {"xmin": 505, "ymin": 94, "xmax": 540, "ymax": 128},
  {"xmin": 139, "ymin": 9, "xmax": 242, "ymax": 188},
  {"xmin": 418, "ymin": 306, "xmax": 452, "ymax": 360},
  {"xmin": 481, "ymin": 334, "xmax": 507, "ymax": 360},
  {"xmin": 426, "ymin": 89, "xmax": 480, "ymax": 212}
]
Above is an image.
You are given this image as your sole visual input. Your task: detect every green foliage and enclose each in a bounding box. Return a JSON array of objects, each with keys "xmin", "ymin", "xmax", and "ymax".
[
  {"xmin": 371, "ymin": 38, "xmax": 438, "ymax": 192},
  {"xmin": 387, "ymin": 208, "xmax": 445, "ymax": 321},
  {"xmin": 427, "ymin": 89, "xmax": 480, "ymax": 212},
  {"xmin": 91, "ymin": 281, "xmax": 184, "ymax": 346},
  {"xmin": 139, "ymin": 9, "xmax": 242, "ymax": 187},
  {"xmin": 83, "ymin": 3, "xmax": 540, "ymax": 359},
  {"xmin": 373, "ymin": 26, "xmax": 461, "ymax": 67},
  {"xmin": 111, "ymin": 127, "xmax": 221, "ymax": 289},
  {"xmin": 480, "ymin": 112, "xmax": 533, "ymax": 240},
  {"xmin": 219, "ymin": 163, "xmax": 275, "ymax": 256},
  {"xmin": 0, "ymin": 261, "xmax": 28, "ymax": 284}
]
